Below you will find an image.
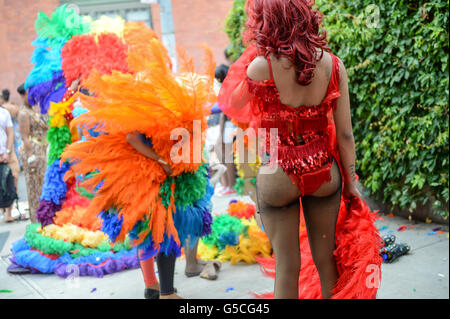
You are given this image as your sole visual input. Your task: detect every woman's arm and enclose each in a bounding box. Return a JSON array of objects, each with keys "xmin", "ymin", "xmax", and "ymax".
[
  {"xmin": 333, "ymin": 59, "xmax": 361, "ymax": 198},
  {"xmin": 126, "ymin": 131, "xmax": 172, "ymax": 175}
]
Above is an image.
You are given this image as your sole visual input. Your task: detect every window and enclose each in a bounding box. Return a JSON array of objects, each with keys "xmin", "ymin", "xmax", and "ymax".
[{"xmin": 60, "ymin": 0, "xmax": 153, "ymax": 27}]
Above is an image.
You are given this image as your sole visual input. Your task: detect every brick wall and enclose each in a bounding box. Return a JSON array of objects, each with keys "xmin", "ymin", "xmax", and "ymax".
[
  {"xmin": 171, "ymin": 0, "xmax": 233, "ymax": 69},
  {"xmin": 0, "ymin": 0, "xmax": 59, "ymax": 106},
  {"xmin": 0, "ymin": 0, "xmax": 234, "ymax": 107}
]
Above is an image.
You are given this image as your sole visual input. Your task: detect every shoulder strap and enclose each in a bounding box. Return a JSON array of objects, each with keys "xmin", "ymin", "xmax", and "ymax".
[
  {"xmin": 267, "ymin": 55, "xmax": 275, "ymax": 82},
  {"xmin": 328, "ymin": 53, "xmax": 340, "ymax": 93}
]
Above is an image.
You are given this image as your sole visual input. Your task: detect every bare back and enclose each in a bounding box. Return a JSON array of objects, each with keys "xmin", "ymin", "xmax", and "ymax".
[{"xmin": 249, "ymin": 50, "xmax": 341, "ymax": 199}]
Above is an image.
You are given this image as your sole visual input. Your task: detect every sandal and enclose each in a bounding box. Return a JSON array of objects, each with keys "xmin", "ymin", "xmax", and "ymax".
[
  {"xmin": 185, "ymin": 270, "xmax": 202, "ymax": 277},
  {"xmin": 3, "ymin": 217, "xmax": 15, "ymax": 223},
  {"xmin": 15, "ymin": 214, "xmax": 29, "ymax": 222},
  {"xmin": 200, "ymin": 261, "xmax": 222, "ymax": 280}
]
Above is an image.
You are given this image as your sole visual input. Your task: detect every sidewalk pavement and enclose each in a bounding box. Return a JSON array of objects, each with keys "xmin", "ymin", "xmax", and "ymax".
[{"xmin": 0, "ymin": 184, "xmax": 448, "ymax": 299}]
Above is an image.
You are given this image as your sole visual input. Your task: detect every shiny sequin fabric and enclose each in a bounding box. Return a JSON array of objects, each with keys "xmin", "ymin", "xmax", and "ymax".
[{"xmin": 246, "ymin": 53, "xmax": 341, "ymax": 195}]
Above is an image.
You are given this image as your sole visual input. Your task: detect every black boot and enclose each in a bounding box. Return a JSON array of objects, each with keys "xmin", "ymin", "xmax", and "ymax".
[{"xmin": 144, "ymin": 288, "xmax": 160, "ymax": 299}]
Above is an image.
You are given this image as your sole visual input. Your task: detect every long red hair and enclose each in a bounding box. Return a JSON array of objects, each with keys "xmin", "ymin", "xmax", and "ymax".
[{"xmin": 243, "ymin": 0, "xmax": 329, "ymax": 86}]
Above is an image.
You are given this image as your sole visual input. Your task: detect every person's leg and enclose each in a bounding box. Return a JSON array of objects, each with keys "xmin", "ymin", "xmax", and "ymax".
[
  {"xmin": 4, "ymin": 205, "xmax": 13, "ymax": 222},
  {"xmin": 224, "ymin": 142, "xmax": 236, "ymax": 189},
  {"xmin": 184, "ymin": 237, "xmax": 206, "ymax": 276},
  {"xmin": 225, "ymin": 162, "xmax": 236, "ymax": 189},
  {"xmin": 256, "ymin": 164, "xmax": 302, "ymax": 299},
  {"xmin": 138, "ymin": 251, "xmax": 160, "ymax": 299},
  {"xmin": 215, "ymin": 143, "xmax": 228, "ymax": 189},
  {"xmin": 301, "ymin": 160, "xmax": 342, "ymax": 299},
  {"xmin": 4, "ymin": 154, "xmax": 20, "ymax": 222},
  {"xmin": 219, "ymin": 174, "xmax": 228, "ymax": 190},
  {"xmin": 8, "ymin": 152, "xmax": 20, "ymax": 189},
  {"xmin": 210, "ymin": 163, "xmax": 227, "ymax": 186},
  {"xmin": 156, "ymin": 252, "xmax": 181, "ymax": 298},
  {"xmin": 138, "ymin": 250, "xmax": 159, "ymax": 290}
]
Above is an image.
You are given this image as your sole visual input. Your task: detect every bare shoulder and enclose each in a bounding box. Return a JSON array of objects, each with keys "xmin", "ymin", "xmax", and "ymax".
[
  {"xmin": 319, "ymin": 51, "xmax": 347, "ymax": 82},
  {"xmin": 246, "ymin": 56, "xmax": 271, "ymax": 82},
  {"xmin": 334, "ymin": 55, "xmax": 348, "ymax": 83}
]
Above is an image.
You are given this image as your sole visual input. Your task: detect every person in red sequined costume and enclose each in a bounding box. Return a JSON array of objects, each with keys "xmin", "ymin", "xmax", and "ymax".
[{"xmin": 218, "ymin": 0, "xmax": 382, "ymax": 299}]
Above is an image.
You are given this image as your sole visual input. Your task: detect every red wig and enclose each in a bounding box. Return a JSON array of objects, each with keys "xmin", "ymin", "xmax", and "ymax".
[{"xmin": 243, "ymin": 0, "xmax": 329, "ymax": 86}]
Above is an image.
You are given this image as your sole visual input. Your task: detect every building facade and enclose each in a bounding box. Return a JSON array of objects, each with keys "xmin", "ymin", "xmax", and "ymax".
[{"xmin": 0, "ymin": 0, "xmax": 233, "ymax": 106}]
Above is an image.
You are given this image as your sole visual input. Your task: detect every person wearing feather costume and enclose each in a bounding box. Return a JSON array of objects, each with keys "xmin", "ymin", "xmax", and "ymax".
[
  {"xmin": 218, "ymin": 0, "xmax": 382, "ymax": 299},
  {"xmin": 61, "ymin": 21, "xmax": 217, "ymax": 298},
  {"xmin": 7, "ymin": 7, "xmax": 143, "ymax": 278}
]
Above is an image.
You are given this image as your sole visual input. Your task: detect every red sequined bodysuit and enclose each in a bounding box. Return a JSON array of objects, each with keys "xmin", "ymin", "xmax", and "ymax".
[
  {"xmin": 219, "ymin": 43, "xmax": 341, "ymax": 195},
  {"xmin": 247, "ymin": 52, "xmax": 341, "ymax": 195}
]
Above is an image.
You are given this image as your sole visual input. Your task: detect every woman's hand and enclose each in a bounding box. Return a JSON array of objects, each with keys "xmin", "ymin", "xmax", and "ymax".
[{"xmin": 343, "ymin": 182, "xmax": 362, "ymax": 199}]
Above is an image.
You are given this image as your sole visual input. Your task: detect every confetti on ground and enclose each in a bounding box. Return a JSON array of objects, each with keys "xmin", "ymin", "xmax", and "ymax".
[
  {"xmin": 427, "ymin": 232, "xmax": 437, "ymax": 236},
  {"xmin": 0, "ymin": 290, "xmax": 13, "ymax": 293},
  {"xmin": 432, "ymin": 227, "xmax": 441, "ymax": 232},
  {"xmin": 225, "ymin": 287, "xmax": 234, "ymax": 292},
  {"xmin": 437, "ymin": 231, "xmax": 444, "ymax": 235},
  {"xmin": 413, "ymin": 288, "xmax": 416, "ymax": 292},
  {"xmin": 90, "ymin": 288, "xmax": 96, "ymax": 293},
  {"xmin": 387, "ymin": 230, "xmax": 394, "ymax": 234},
  {"xmin": 379, "ymin": 226, "xmax": 388, "ymax": 231},
  {"xmin": 397, "ymin": 226, "xmax": 414, "ymax": 232},
  {"xmin": 425, "ymin": 218, "xmax": 432, "ymax": 224},
  {"xmin": 387, "ymin": 213, "xmax": 394, "ymax": 217},
  {"xmin": 438, "ymin": 273, "xmax": 445, "ymax": 278}
]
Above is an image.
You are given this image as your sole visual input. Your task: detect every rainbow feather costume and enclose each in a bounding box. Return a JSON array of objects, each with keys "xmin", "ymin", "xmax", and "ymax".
[
  {"xmin": 60, "ymin": 20, "xmax": 217, "ymax": 258},
  {"xmin": 10, "ymin": 6, "xmax": 214, "ymax": 276}
]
